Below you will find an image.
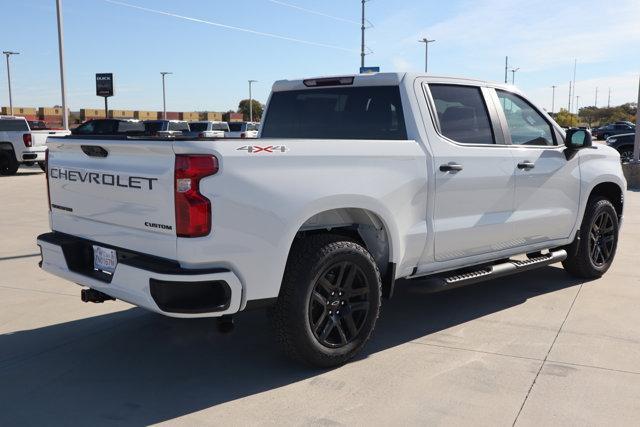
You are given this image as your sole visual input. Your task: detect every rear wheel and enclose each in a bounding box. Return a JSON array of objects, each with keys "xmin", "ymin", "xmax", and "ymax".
[
  {"xmin": 0, "ymin": 151, "xmax": 19, "ymax": 176},
  {"xmin": 270, "ymin": 234, "xmax": 382, "ymax": 368},
  {"xmin": 563, "ymin": 197, "xmax": 619, "ymax": 279}
]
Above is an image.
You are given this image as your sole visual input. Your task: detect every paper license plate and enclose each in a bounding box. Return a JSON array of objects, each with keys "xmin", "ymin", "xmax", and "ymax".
[{"xmin": 93, "ymin": 245, "xmax": 117, "ymax": 274}]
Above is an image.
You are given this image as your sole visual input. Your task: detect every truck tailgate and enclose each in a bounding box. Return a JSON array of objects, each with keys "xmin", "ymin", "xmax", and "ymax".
[
  {"xmin": 46, "ymin": 137, "xmax": 178, "ymax": 259},
  {"xmin": 32, "ymin": 130, "xmax": 70, "ymax": 147}
]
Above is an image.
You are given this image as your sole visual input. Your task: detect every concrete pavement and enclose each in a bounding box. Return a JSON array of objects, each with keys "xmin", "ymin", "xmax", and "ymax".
[{"xmin": 1, "ymin": 166, "xmax": 639, "ymax": 426}]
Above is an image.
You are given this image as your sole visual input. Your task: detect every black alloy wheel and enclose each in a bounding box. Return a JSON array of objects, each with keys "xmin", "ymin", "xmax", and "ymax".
[
  {"xmin": 589, "ymin": 210, "xmax": 616, "ymax": 267},
  {"xmin": 309, "ymin": 261, "xmax": 370, "ymax": 348}
]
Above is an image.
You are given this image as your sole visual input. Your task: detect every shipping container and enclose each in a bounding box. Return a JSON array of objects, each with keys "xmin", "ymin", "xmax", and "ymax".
[
  {"xmin": 80, "ymin": 109, "xmax": 106, "ymax": 121},
  {"xmin": 180, "ymin": 112, "xmax": 200, "ymax": 121},
  {"xmin": 134, "ymin": 111, "xmax": 158, "ymax": 120},
  {"xmin": 159, "ymin": 111, "xmax": 180, "ymax": 120},
  {"xmin": 224, "ymin": 112, "xmax": 244, "ymax": 123},
  {"xmin": 199, "ymin": 111, "xmax": 223, "ymax": 121},
  {"xmin": 108, "ymin": 110, "xmax": 135, "ymax": 119}
]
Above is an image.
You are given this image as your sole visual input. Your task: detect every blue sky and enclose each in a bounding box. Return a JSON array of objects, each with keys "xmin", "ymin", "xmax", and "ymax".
[{"xmin": 1, "ymin": 0, "xmax": 639, "ymax": 113}]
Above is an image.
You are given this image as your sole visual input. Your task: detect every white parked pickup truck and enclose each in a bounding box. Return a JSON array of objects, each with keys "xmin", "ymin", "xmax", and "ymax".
[
  {"xmin": 225, "ymin": 121, "xmax": 259, "ymax": 138},
  {"xmin": 184, "ymin": 121, "xmax": 230, "ymax": 139},
  {"xmin": 38, "ymin": 73, "xmax": 626, "ymax": 367},
  {"xmin": 0, "ymin": 116, "xmax": 69, "ymax": 175}
]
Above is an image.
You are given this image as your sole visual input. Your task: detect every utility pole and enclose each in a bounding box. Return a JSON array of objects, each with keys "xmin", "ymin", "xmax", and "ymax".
[
  {"xmin": 504, "ymin": 56, "xmax": 508, "ymax": 84},
  {"xmin": 571, "ymin": 59, "xmax": 577, "ymax": 113},
  {"xmin": 634, "ymin": 76, "xmax": 640, "ymax": 163},
  {"xmin": 510, "ymin": 67, "xmax": 520, "ymax": 85},
  {"xmin": 551, "ymin": 85, "xmax": 556, "ymax": 114},
  {"xmin": 568, "ymin": 81, "xmax": 572, "ymax": 112},
  {"xmin": 248, "ymin": 79, "xmax": 257, "ymax": 122},
  {"xmin": 607, "ymin": 88, "xmax": 611, "ymax": 108},
  {"xmin": 2, "ymin": 51, "xmax": 19, "ymax": 116},
  {"xmin": 55, "ymin": 0, "xmax": 68, "ymax": 130},
  {"xmin": 595, "ymin": 87, "xmax": 598, "ymax": 107},
  {"xmin": 160, "ymin": 72, "xmax": 172, "ymax": 120},
  {"xmin": 360, "ymin": 0, "xmax": 367, "ymax": 69},
  {"xmin": 576, "ymin": 95, "xmax": 580, "ymax": 115},
  {"xmin": 418, "ymin": 38, "xmax": 435, "ymax": 73}
]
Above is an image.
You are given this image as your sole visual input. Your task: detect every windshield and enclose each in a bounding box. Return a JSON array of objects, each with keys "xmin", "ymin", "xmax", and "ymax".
[
  {"xmin": 144, "ymin": 122, "xmax": 164, "ymax": 133},
  {"xmin": 246, "ymin": 123, "xmax": 260, "ymax": 131},
  {"xmin": 212, "ymin": 123, "xmax": 230, "ymax": 131},
  {"xmin": 189, "ymin": 123, "xmax": 208, "ymax": 132}
]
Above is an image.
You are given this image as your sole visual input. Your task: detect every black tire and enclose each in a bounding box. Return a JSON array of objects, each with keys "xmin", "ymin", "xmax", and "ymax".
[
  {"xmin": 618, "ymin": 147, "xmax": 634, "ymax": 163},
  {"xmin": 38, "ymin": 161, "xmax": 46, "ymax": 172},
  {"xmin": 0, "ymin": 151, "xmax": 19, "ymax": 176},
  {"xmin": 270, "ymin": 234, "xmax": 382, "ymax": 368},
  {"xmin": 563, "ymin": 197, "xmax": 619, "ymax": 279}
]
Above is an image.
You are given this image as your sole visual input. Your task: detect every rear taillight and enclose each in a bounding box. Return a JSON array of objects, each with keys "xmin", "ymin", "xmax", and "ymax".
[
  {"xmin": 174, "ymin": 155, "xmax": 218, "ymax": 237},
  {"xmin": 45, "ymin": 149, "xmax": 51, "ymax": 211},
  {"xmin": 23, "ymin": 134, "xmax": 32, "ymax": 147}
]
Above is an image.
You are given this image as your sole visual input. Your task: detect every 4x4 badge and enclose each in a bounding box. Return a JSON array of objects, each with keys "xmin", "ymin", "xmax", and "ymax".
[{"xmin": 237, "ymin": 145, "xmax": 288, "ymax": 154}]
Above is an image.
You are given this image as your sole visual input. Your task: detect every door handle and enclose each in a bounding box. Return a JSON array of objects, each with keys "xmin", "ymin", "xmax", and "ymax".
[
  {"xmin": 517, "ymin": 161, "xmax": 535, "ymax": 170},
  {"xmin": 439, "ymin": 163, "xmax": 463, "ymax": 172}
]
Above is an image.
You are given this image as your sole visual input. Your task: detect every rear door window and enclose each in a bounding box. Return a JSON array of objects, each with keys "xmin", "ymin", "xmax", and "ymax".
[
  {"xmin": 261, "ymin": 86, "xmax": 407, "ymax": 140},
  {"xmin": 228, "ymin": 123, "xmax": 243, "ymax": 132},
  {"xmin": 429, "ymin": 84, "xmax": 495, "ymax": 145}
]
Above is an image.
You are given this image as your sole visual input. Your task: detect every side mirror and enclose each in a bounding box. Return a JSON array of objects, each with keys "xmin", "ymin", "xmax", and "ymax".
[{"xmin": 565, "ymin": 128, "xmax": 592, "ymax": 149}]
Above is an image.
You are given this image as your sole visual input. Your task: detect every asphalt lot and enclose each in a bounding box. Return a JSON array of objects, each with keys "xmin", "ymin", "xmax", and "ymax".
[{"xmin": 1, "ymin": 166, "xmax": 639, "ymax": 426}]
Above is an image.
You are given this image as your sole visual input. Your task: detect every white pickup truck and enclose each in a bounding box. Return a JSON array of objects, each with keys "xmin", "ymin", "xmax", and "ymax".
[
  {"xmin": 0, "ymin": 116, "xmax": 69, "ymax": 175},
  {"xmin": 38, "ymin": 73, "xmax": 626, "ymax": 367}
]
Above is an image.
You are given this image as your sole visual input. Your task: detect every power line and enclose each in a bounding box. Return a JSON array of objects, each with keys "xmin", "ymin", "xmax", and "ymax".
[
  {"xmin": 105, "ymin": 0, "xmax": 356, "ymax": 53},
  {"xmin": 266, "ymin": 0, "xmax": 360, "ymax": 25}
]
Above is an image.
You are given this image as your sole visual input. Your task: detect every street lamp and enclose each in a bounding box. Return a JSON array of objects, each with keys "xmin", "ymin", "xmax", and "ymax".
[
  {"xmin": 2, "ymin": 51, "xmax": 19, "ymax": 116},
  {"xmin": 55, "ymin": 0, "xmax": 68, "ymax": 130},
  {"xmin": 510, "ymin": 67, "xmax": 520, "ymax": 85},
  {"xmin": 248, "ymin": 80, "xmax": 257, "ymax": 122},
  {"xmin": 160, "ymin": 72, "xmax": 172, "ymax": 120},
  {"xmin": 418, "ymin": 38, "xmax": 436, "ymax": 73}
]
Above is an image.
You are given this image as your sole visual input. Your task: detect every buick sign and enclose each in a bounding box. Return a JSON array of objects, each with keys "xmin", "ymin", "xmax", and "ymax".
[{"xmin": 96, "ymin": 73, "xmax": 114, "ymax": 97}]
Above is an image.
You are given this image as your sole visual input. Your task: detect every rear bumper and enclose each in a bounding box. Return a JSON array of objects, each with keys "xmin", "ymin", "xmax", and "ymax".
[
  {"xmin": 37, "ymin": 232, "xmax": 243, "ymax": 318},
  {"xmin": 20, "ymin": 146, "xmax": 46, "ymax": 162}
]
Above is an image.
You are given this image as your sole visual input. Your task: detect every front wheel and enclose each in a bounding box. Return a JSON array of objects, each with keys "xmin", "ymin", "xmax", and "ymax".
[
  {"xmin": 619, "ymin": 148, "xmax": 634, "ymax": 163},
  {"xmin": 270, "ymin": 234, "xmax": 382, "ymax": 368},
  {"xmin": 563, "ymin": 197, "xmax": 619, "ymax": 279}
]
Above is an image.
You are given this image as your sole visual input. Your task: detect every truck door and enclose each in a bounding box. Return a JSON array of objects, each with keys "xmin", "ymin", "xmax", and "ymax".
[
  {"xmin": 424, "ymin": 83, "xmax": 518, "ymax": 262},
  {"xmin": 492, "ymin": 89, "xmax": 580, "ymax": 245}
]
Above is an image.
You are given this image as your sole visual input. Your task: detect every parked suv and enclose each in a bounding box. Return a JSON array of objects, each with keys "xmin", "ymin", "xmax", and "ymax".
[
  {"xmin": 143, "ymin": 120, "xmax": 190, "ymax": 137},
  {"xmin": 39, "ymin": 73, "xmax": 625, "ymax": 367},
  {"xmin": 595, "ymin": 123, "xmax": 635, "ymax": 140},
  {"xmin": 606, "ymin": 133, "xmax": 635, "ymax": 162},
  {"xmin": 71, "ymin": 119, "xmax": 145, "ymax": 136},
  {"xmin": 225, "ymin": 121, "xmax": 259, "ymax": 138}
]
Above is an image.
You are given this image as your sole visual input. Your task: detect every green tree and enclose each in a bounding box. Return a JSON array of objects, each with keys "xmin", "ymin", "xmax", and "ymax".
[
  {"xmin": 553, "ymin": 108, "xmax": 579, "ymax": 127},
  {"xmin": 237, "ymin": 99, "xmax": 264, "ymax": 121}
]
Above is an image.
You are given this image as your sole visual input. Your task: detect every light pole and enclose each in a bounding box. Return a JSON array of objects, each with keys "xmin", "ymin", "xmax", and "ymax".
[
  {"xmin": 551, "ymin": 85, "xmax": 557, "ymax": 114},
  {"xmin": 248, "ymin": 80, "xmax": 257, "ymax": 122},
  {"xmin": 510, "ymin": 67, "xmax": 520, "ymax": 85},
  {"xmin": 3, "ymin": 51, "xmax": 19, "ymax": 116},
  {"xmin": 418, "ymin": 38, "xmax": 436, "ymax": 73},
  {"xmin": 504, "ymin": 56, "xmax": 509, "ymax": 84},
  {"xmin": 160, "ymin": 72, "xmax": 172, "ymax": 120},
  {"xmin": 55, "ymin": 0, "xmax": 68, "ymax": 130}
]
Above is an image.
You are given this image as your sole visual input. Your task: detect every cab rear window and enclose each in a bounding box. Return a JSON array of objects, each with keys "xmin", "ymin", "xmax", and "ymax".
[
  {"xmin": 261, "ymin": 86, "xmax": 407, "ymax": 140},
  {"xmin": 0, "ymin": 119, "xmax": 29, "ymax": 132}
]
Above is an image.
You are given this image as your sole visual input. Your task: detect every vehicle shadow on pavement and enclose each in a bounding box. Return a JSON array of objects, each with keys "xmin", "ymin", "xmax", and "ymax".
[{"xmin": 0, "ymin": 266, "xmax": 583, "ymax": 425}]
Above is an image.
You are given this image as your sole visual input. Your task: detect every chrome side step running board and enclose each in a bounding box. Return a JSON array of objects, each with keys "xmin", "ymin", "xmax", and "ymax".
[{"xmin": 415, "ymin": 249, "xmax": 567, "ymax": 291}]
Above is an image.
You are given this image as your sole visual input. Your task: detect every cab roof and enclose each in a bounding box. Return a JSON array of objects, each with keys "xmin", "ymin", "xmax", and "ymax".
[{"xmin": 272, "ymin": 72, "xmax": 519, "ymax": 93}]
